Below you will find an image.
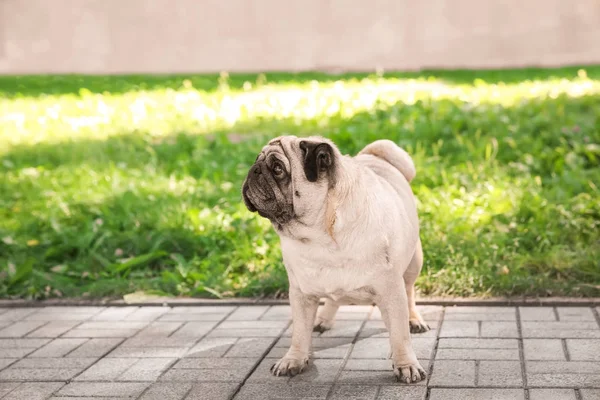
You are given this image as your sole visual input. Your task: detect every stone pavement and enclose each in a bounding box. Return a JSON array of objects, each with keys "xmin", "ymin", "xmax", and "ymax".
[{"xmin": 0, "ymin": 305, "xmax": 599, "ymax": 400}]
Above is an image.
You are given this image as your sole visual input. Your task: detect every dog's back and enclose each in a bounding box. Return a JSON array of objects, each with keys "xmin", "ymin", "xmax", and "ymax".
[{"xmin": 357, "ymin": 140, "xmax": 416, "ymax": 182}]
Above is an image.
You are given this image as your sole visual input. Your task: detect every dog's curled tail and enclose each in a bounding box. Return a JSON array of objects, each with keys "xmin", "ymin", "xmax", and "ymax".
[{"xmin": 358, "ymin": 139, "xmax": 416, "ymax": 182}]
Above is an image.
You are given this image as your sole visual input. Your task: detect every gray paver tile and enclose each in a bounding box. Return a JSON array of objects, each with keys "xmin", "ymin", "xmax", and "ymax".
[
  {"xmin": 439, "ymin": 321, "xmax": 478, "ymax": 337},
  {"xmin": 337, "ymin": 370, "xmax": 426, "ymax": 386},
  {"xmin": 521, "ymin": 321, "xmax": 600, "ymax": 338},
  {"xmin": 478, "ymin": 360, "xmax": 522, "ymax": 387},
  {"xmin": 159, "ymin": 368, "xmax": 244, "ymax": 383},
  {"xmin": 0, "ymin": 349, "xmax": 35, "ymax": 358},
  {"xmin": 66, "ymin": 338, "xmax": 122, "ymax": 358},
  {"xmin": 344, "ymin": 359, "xmax": 429, "ymax": 372},
  {"xmin": 523, "ymin": 339, "xmax": 566, "ymax": 360},
  {"xmin": 438, "ymin": 338, "xmax": 518, "ymax": 349},
  {"xmin": 210, "ymin": 328, "xmax": 283, "ymax": 338},
  {"xmin": 108, "ymin": 346, "xmax": 189, "ymax": 358},
  {"xmin": 224, "ymin": 337, "xmax": 277, "ymax": 358},
  {"xmin": 350, "ymin": 338, "xmax": 390, "ymax": 358},
  {"xmin": 186, "ymin": 337, "xmax": 237, "ymax": 358},
  {"xmin": 57, "ymin": 382, "xmax": 149, "ymax": 397},
  {"xmin": 122, "ymin": 336, "xmax": 197, "ymax": 348},
  {"xmin": 329, "ymin": 385, "xmax": 378, "ymax": 400},
  {"xmin": 0, "ymin": 309, "xmax": 40, "ymax": 322},
  {"xmin": 556, "ymin": 308, "xmax": 596, "ymax": 321},
  {"xmin": 27, "ymin": 338, "xmax": 87, "ymax": 358},
  {"xmin": 90, "ymin": 307, "xmax": 139, "ymax": 321},
  {"xmin": 11, "ymin": 357, "xmax": 97, "ymax": 369},
  {"xmin": 0, "ymin": 338, "xmax": 50, "ymax": 348},
  {"xmin": 289, "ymin": 359, "xmax": 343, "ymax": 383},
  {"xmin": 171, "ymin": 322, "xmax": 219, "ymax": 338},
  {"xmin": 0, "ymin": 382, "xmax": 19, "ymax": 397},
  {"xmin": 359, "ymin": 320, "xmax": 439, "ymax": 339},
  {"xmin": 126, "ymin": 307, "xmax": 169, "ymax": 321},
  {"xmin": 527, "ymin": 361, "xmax": 600, "ymax": 387},
  {"xmin": 580, "ymin": 389, "xmax": 600, "ymax": 400},
  {"xmin": 246, "ymin": 358, "xmax": 286, "ymax": 384},
  {"xmin": 527, "ymin": 361, "xmax": 600, "ymax": 374},
  {"xmin": 173, "ymin": 357, "xmax": 256, "ymax": 371},
  {"xmin": 377, "ymin": 386, "xmax": 427, "ymax": 400},
  {"xmin": 566, "ymin": 339, "xmax": 600, "ymax": 361},
  {"xmin": 481, "ymin": 321, "xmax": 519, "ymax": 338},
  {"xmin": 137, "ymin": 382, "xmax": 193, "ymax": 400},
  {"xmin": 259, "ymin": 306, "xmax": 291, "ymax": 320},
  {"xmin": 436, "ymin": 348, "xmax": 519, "ymax": 360},
  {"xmin": 519, "ymin": 307, "xmax": 557, "ymax": 321},
  {"xmin": 62, "ymin": 328, "xmax": 141, "ymax": 338},
  {"xmin": 218, "ymin": 320, "xmax": 288, "ymax": 330},
  {"xmin": 75, "ymin": 358, "xmax": 138, "ymax": 381},
  {"xmin": 429, "ymin": 388, "xmax": 524, "ymax": 400},
  {"xmin": 23, "ymin": 310, "xmax": 97, "ymax": 321},
  {"xmin": 429, "ymin": 360, "xmax": 475, "ymax": 387},
  {"xmin": 529, "ymin": 389, "xmax": 577, "ymax": 400},
  {"xmin": 118, "ymin": 358, "xmax": 176, "ymax": 381},
  {"xmin": 135, "ymin": 322, "xmax": 183, "ymax": 337},
  {"xmin": 3, "ymin": 382, "xmax": 64, "ymax": 400},
  {"xmin": 0, "ymin": 322, "xmax": 47, "ymax": 338},
  {"xmin": 0, "ymin": 358, "xmax": 17, "ymax": 370},
  {"xmin": 0, "ymin": 367, "xmax": 81, "ymax": 381},
  {"xmin": 26, "ymin": 321, "xmax": 79, "ymax": 338},
  {"xmin": 444, "ymin": 306, "xmax": 516, "ymax": 321},
  {"xmin": 185, "ymin": 382, "xmax": 240, "ymax": 400},
  {"xmin": 235, "ymin": 383, "xmax": 330, "ymax": 399},
  {"xmin": 226, "ymin": 306, "xmax": 269, "ymax": 321}
]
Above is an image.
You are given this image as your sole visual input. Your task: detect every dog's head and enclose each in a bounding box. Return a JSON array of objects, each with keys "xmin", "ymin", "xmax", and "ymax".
[{"xmin": 242, "ymin": 135, "xmax": 340, "ymax": 229}]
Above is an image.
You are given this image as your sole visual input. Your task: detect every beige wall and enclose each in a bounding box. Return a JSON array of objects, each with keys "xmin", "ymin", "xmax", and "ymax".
[{"xmin": 1, "ymin": 0, "xmax": 600, "ymax": 75}]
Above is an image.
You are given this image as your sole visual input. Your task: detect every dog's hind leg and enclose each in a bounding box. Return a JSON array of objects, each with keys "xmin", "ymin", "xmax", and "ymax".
[
  {"xmin": 313, "ymin": 299, "xmax": 339, "ymax": 333},
  {"xmin": 403, "ymin": 239, "xmax": 430, "ymax": 333}
]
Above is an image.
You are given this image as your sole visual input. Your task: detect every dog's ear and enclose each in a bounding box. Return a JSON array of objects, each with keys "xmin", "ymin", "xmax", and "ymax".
[{"xmin": 299, "ymin": 141, "xmax": 334, "ymax": 182}]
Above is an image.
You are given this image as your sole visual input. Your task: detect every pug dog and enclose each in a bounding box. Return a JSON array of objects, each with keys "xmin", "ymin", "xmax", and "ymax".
[{"xmin": 242, "ymin": 135, "xmax": 429, "ymax": 383}]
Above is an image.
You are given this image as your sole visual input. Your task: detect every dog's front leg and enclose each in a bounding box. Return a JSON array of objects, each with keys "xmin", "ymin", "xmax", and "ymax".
[
  {"xmin": 271, "ymin": 286, "xmax": 319, "ymax": 377},
  {"xmin": 376, "ymin": 277, "xmax": 427, "ymax": 383}
]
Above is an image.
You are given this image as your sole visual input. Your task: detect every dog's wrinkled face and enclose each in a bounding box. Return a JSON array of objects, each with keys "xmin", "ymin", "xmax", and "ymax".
[{"xmin": 242, "ymin": 136, "xmax": 337, "ymax": 228}]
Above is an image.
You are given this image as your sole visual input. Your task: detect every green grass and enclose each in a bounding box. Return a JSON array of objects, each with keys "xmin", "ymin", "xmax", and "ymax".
[{"xmin": 1, "ymin": 66, "xmax": 599, "ymax": 300}]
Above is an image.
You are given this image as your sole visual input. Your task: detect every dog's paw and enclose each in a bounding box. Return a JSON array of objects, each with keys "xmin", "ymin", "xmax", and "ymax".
[
  {"xmin": 313, "ymin": 317, "xmax": 334, "ymax": 333},
  {"xmin": 392, "ymin": 361, "xmax": 427, "ymax": 384},
  {"xmin": 409, "ymin": 319, "xmax": 430, "ymax": 334},
  {"xmin": 271, "ymin": 356, "xmax": 309, "ymax": 377}
]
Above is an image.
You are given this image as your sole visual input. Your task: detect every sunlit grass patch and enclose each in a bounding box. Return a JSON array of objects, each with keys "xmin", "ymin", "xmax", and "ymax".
[{"xmin": 0, "ymin": 66, "xmax": 599, "ymax": 299}]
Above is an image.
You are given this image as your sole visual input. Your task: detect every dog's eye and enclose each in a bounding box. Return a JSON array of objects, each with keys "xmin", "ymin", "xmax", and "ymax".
[{"xmin": 273, "ymin": 163, "xmax": 284, "ymax": 176}]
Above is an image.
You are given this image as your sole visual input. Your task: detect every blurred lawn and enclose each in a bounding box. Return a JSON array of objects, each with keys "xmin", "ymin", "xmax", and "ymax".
[{"xmin": 1, "ymin": 67, "xmax": 599, "ymax": 300}]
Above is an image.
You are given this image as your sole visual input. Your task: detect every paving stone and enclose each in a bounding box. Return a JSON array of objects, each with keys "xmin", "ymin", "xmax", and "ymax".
[
  {"xmin": 556, "ymin": 308, "xmax": 596, "ymax": 321},
  {"xmin": 122, "ymin": 336, "xmax": 197, "ymax": 348},
  {"xmin": 159, "ymin": 368, "xmax": 245, "ymax": 383},
  {"xmin": 210, "ymin": 327, "xmax": 283, "ymax": 338},
  {"xmin": 566, "ymin": 339, "xmax": 600, "ymax": 361},
  {"xmin": 284, "ymin": 320, "xmax": 362, "ymax": 338},
  {"xmin": 350, "ymin": 338, "xmax": 390, "ymax": 358},
  {"xmin": 90, "ymin": 307, "xmax": 139, "ymax": 321},
  {"xmin": 23, "ymin": 310, "xmax": 97, "ymax": 321},
  {"xmin": 527, "ymin": 361, "xmax": 600, "ymax": 387},
  {"xmin": 359, "ymin": 320, "xmax": 439, "ymax": 339},
  {"xmin": 478, "ymin": 361, "xmax": 522, "ymax": 387},
  {"xmin": 377, "ymin": 386, "xmax": 427, "ymax": 400},
  {"xmin": 226, "ymin": 306, "xmax": 269, "ymax": 321},
  {"xmin": 75, "ymin": 357, "xmax": 138, "ymax": 381},
  {"xmin": 173, "ymin": 357, "xmax": 256, "ymax": 370},
  {"xmin": 337, "ymin": 370, "xmax": 426, "ymax": 386},
  {"xmin": 137, "ymin": 382, "xmax": 193, "ymax": 400},
  {"xmin": 0, "ymin": 309, "xmax": 41, "ymax": 322},
  {"xmin": 0, "ymin": 382, "xmax": 19, "ymax": 397},
  {"xmin": 438, "ymin": 338, "xmax": 518, "ymax": 349},
  {"xmin": 224, "ymin": 338, "xmax": 277, "ymax": 358},
  {"xmin": 481, "ymin": 321, "xmax": 519, "ymax": 338},
  {"xmin": 66, "ymin": 338, "xmax": 122, "ymax": 358},
  {"xmin": 135, "ymin": 322, "xmax": 183, "ymax": 337},
  {"xmin": 0, "ymin": 348, "xmax": 36, "ymax": 358},
  {"xmin": 57, "ymin": 382, "xmax": 149, "ymax": 397},
  {"xmin": 218, "ymin": 320, "xmax": 288, "ymax": 330},
  {"xmin": 289, "ymin": 359, "xmax": 344, "ymax": 383},
  {"xmin": 521, "ymin": 321, "xmax": 600, "ymax": 338},
  {"xmin": 186, "ymin": 337, "xmax": 237, "ymax": 358},
  {"xmin": 259, "ymin": 306, "xmax": 292, "ymax": 320},
  {"xmin": 0, "ymin": 321, "xmax": 47, "ymax": 338},
  {"xmin": 444, "ymin": 307, "xmax": 516, "ymax": 321},
  {"xmin": 312, "ymin": 344, "xmax": 352, "ymax": 359},
  {"xmin": 276, "ymin": 337, "xmax": 352, "ymax": 349},
  {"xmin": 439, "ymin": 321, "xmax": 479, "ymax": 337},
  {"xmin": 529, "ymin": 389, "xmax": 577, "ymax": 400},
  {"xmin": 0, "ymin": 358, "xmax": 17, "ymax": 370},
  {"xmin": 436, "ymin": 348, "xmax": 519, "ymax": 360},
  {"xmin": 3, "ymin": 382, "xmax": 64, "ymax": 400},
  {"xmin": 0, "ymin": 367, "xmax": 81, "ymax": 381},
  {"xmin": 429, "ymin": 360, "xmax": 475, "ymax": 387},
  {"xmin": 63, "ymin": 328, "xmax": 142, "ymax": 338},
  {"xmin": 168, "ymin": 306, "xmax": 235, "ymax": 314},
  {"xmin": 108, "ymin": 346, "xmax": 189, "ymax": 358},
  {"xmin": 329, "ymin": 385, "xmax": 378, "ymax": 400},
  {"xmin": 235, "ymin": 383, "xmax": 330, "ymax": 399},
  {"xmin": 246, "ymin": 358, "xmax": 287, "ymax": 384},
  {"xmin": 344, "ymin": 359, "xmax": 429, "ymax": 371},
  {"xmin": 37, "ymin": 307, "xmax": 103, "ymax": 314},
  {"xmin": 185, "ymin": 382, "xmax": 240, "ymax": 400},
  {"xmin": 429, "ymin": 388, "xmax": 524, "ymax": 400},
  {"xmin": 11, "ymin": 357, "xmax": 97, "ymax": 369},
  {"xmin": 580, "ymin": 389, "xmax": 600, "ymax": 400},
  {"xmin": 26, "ymin": 321, "xmax": 79, "ymax": 338},
  {"xmin": 118, "ymin": 358, "xmax": 176, "ymax": 381},
  {"xmin": 170, "ymin": 322, "xmax": 219, "ymax": 338},
  {"xmin": 27, "ymin": 338, "xmax": 87, "ymax": 358},
  {"xmin": 50, "ymin": 397, "xmax": 116, "ymax": 400},
  {"xmin": 523, "ymin": 339, "xmax": 566, "ymax": 360},
  {"xmin": 158, "ymin": 307, "xmax": 233, "ymax": 322},
  {"xmin": 0, "ymin": 338, "xmax": 50, "ymax": 348},
  {"xmin": 519, "ymin": 307, "xmax": 557, "ymax": 321},
  {"xmin": 126, "ymin": 307, "xmax": 169, "ymax": 321}
]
